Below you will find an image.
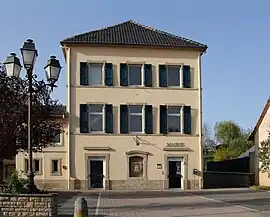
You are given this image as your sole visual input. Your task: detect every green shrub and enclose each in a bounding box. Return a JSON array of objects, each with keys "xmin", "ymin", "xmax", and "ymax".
[
  {"xmin": 3, "ymin": 170, "xmax": 27, "ymax": 194},
  {"xmin": 251, "ymin": 185, "xmax": 270, "ymax": 191}
]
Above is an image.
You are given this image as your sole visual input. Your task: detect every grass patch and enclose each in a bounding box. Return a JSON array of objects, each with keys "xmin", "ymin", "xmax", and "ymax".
[{"xmin": 251, "ymin": 185, "xmax": 270, "ymax": 191}]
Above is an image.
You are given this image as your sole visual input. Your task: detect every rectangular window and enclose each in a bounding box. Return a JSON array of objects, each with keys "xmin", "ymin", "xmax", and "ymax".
[
  {"xmin": 53, "ymin": 133, "xmax": 61, "ymax": 144},
  {"xmin": 80, "ymin": 104, "xmax": 113, "ymax": 133},
  {"xmin": 160, "ymin": 105, "xmax": 192, "ymax": 134},
  {"xmin": 167, "ymin": 106, "xmax": 182, "ymax": 133},
  {"xmin": 80, "ymin": 62, "xmax": 113, "ymax": 86},
  {"xmin": 24, "ymin": 159, "xmax": 28, "ymax": 173},
  {"xmin": 120, "ymin": 63, "xmax": 153, "ymax": 87},
  {"xmin": 88, "ymin": 63, "xmax": 103, "ymax": 85},
  {"xmin": 128, "ymin": 64, "xmax": 143, "ymax": 86},
  {"xmin": 167, "ymin": 65, "xmax": 182, "ymax": 87},
  {"xmin": 24, "ymin": 159, "xmax": 42, "ymax": 174},
  {"xmin": 159, "ymin": 65, "xmax": 191, "ymax": 88},
  {"xmin": 89, "ymin": 104, "xmax": 105, "ymax": 132},
  {"xmin": 34, "ymin": 159, "xmax": 41, "ymax": 173},
  {"xmin": 51, "ymin": 159, "xmax": 61, "ymax": 175},
  {"xmin": 4, "ymin": 164, "xmax": 15, "ymax": 181},
  {"xmin": 129, "ymin": 105, "xmax": 143, "ymax": 133},
  {"xmin": 120, "ymin": 104, "xmax": 153, "ymax": 134}
]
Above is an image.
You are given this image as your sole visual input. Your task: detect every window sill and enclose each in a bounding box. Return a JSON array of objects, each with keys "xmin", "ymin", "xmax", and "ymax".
[
  {"xmin": 50, "ymin": 172, "xmax": 62, "ymax": 176},
  {"xmin": 24, "ymin": 172, "xmax": 43, "ymax": 176},
  {"xmin": 73, "ymin": 85, "xmax": 199, "ymax": 91},
  {"xmin": 128, "ymin": 132, "xmax": 145, "ymax": 135},
  {"xmin": 128, "ymin": 177, "xmax": 147, "ymax": 180},
  {"xmin": 53, "ymin": 143, "xmax": 63, "ymax": 147},
  {"xmin": 89, "ymin": 132, "xmax": 106, "ymax": 134},
  {"xmin": 167, "ymin": 132, "xmax": 183, "ymax": 135},
  {"xmin": 77, "ymin": 85, "xmax": 112, "ymax": 88},
  {"xmin": 74, "ymin": 132, "xmax": 199, "ymax": 137}
]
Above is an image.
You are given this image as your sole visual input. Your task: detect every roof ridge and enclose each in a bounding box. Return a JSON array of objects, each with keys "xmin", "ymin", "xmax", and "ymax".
[
  {"xmin": 60, "ymin": 20, "xmax": 208, "ymax": 51},
  {"xmin": 62, "ymin": 20, "xmax": 131, "ymax": 42},
  {"xmin": 129, "ymin": 20, "xmax": 207, "ymax": 47}
]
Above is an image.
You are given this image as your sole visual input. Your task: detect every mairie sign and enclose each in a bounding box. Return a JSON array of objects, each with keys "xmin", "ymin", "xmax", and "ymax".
[{"xmin": 166, "ymin": 142, "xmax": 185, "ymax": 148}]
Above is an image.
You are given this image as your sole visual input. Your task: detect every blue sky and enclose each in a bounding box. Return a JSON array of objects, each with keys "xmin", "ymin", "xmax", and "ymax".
[{"xmin": 1, "ymin": 0, "xmax": 269, "ymax": 132}]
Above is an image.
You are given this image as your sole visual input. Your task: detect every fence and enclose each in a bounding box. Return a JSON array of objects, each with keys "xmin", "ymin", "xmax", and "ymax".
[
  {"xmin": 207, "ymin": 156, "xmax": 250, "ymax": 173},
  {"xmin": 203, "ymin": 171, "xmax": 255, "ymax": 189}
]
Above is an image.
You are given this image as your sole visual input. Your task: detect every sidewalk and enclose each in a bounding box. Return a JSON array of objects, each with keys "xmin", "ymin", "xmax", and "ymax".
[{"xmin": 49, "ymin": 187, "xmax": 257, "ymax": 194}]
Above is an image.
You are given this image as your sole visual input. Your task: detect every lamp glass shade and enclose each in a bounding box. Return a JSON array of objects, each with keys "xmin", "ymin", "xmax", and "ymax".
[
  {"xmin": 44, "ymin": 56, "xmax": 62, "ymax": 85},
  {"xmin": 3, "ymin": 53, "xmax": 22, "ymax": 78},
  {"xmin": 20, "ymin": 39, "xmax": 38, "ymax": 69}
]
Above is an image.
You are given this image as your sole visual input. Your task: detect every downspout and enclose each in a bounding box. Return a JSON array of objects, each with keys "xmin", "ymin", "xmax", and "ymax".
[
  {"xmin": 65, "ymin": 46, "xmax": 71, "ymax": 190},
  {"xmin": 198, "ymin": 52, "xmax": 203, "ymax": 189}
]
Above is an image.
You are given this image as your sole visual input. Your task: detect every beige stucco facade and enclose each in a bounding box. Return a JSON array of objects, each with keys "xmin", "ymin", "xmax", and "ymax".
[
  {"xmin": 16, "ymin": 129, "xmax": 69, "ymax": 189},
  {"xmin": 250, "ymin": 100, "xmax": 270, "ymax": 186},
  {"xmin": 65, "ymin": 45, "xmax": 204, "ymax": 190},
  {"xmin": 15, "ymin": 45, "xmax": 205, "ymax": 190}
]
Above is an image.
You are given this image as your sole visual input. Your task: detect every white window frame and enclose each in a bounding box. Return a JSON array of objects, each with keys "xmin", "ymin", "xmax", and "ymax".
[
  {"xmin": 54, "ymin": 133, "xmax": 62, "ymax": 146},
  {"xmin": 33, "ymin": 159, "xmax": 42, "ymax": 174},
  {"xmin": 88, "ymin": 104, "xmax": 105, "ymax": 133},
  {"xmin": 51, "ymin": 159, "xmax": 62, "ymax": 176},
  {"xmin": 87, "ymin": 62, "xmax": 105, "ymax": 86},
  {"xmin": 128, "ymin": 105, "xmax": 145, "ymax": 133},
  {"xmin": 167, "ymin": 106, "xmax": 184, "ymax": 133},
  {"xmin": 127, "ymin": 64, "xmax": 144, "ymax": 87},
  {"xmin": 166, "ymin": 65, "xmax": 183, "ymax": 88},
  {"xmin": 24, "ymin": 158, "xmax": 42, "ymax": 175}
]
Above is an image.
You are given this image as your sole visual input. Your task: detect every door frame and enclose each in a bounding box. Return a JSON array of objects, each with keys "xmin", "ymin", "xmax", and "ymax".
[
  {"xmin": 87, "ymin": 157, "xmax": 106, "ymax": 189},
  {"xmin": 167, "ymin": 157, "xmax": 184, "ymax": 189}
]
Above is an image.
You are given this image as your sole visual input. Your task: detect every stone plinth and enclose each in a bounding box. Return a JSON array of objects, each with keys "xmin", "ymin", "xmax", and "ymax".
[{"xmin": 0, "ymin": 193, "xmax": 58, "ymax": 217}]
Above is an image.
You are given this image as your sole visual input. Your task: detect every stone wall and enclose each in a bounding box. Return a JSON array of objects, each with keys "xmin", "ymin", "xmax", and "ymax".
[
  {"xmin": 109, "ymin": 180, "xmax": 164, "ymax": 190},
  {"xmin": 69, "ymin": 179, "xmax": 201, "ymax": 190},
  {"xmin": 0, "ymin": 193, "xmax": 58, "ymax": 217},
  {"xmin": 35, "ymin": 179, "xmax": 68, "ymax": 190}
]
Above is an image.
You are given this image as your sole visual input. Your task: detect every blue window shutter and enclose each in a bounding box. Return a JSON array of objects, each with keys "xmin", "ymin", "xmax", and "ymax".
[
  {"xmin": 120, "ymin": 63, "xmax": 128, "ymax": 86},
  {"xmin": 120, "ymin": 105, "xmax": 129, "ymax": 133},
  {"xmin": 183, "ymin": 106, "xmax": 191, "ymax": 134},
  {"xmin": 80, "ymin": 104, "xmax": 89, "ymax": 133},
  {"xmin": 80, "ymin": 62, "xmax": 88, "ymax": 85},
  {"xmin": 160, "ymin": 105, "xmax": 168, "ymax": 134},
  {"xmin": 105, "ymin": 63, "xmax": 113, "ymax": 86},
  {"xmin": 144, "ymin": 105, "xmax": 153, "ymax": 134},
  {"xmin": 183, "ymin": 65, "xmax": 191, "ymax": 88},
  {"xmin": 105, "ymin": 104, "xmax": 113, "ymax": 133},
  {"xmin": 159, "ymin": 65, "xmax": 167, "ymax": 87},
  {"xmin": 144, "ymin": 64, "xmax": 152, "ymax": 87}
]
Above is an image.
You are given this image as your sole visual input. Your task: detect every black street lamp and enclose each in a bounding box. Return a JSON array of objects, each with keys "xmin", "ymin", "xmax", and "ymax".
[{"xmin": 3, "ymin": 39, "xmax": 62, "ymax": 194}]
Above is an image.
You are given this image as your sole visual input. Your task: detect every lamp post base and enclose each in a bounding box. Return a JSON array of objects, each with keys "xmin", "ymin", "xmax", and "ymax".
[
  {"xmin": 23, "ymin": 183, "xmax": 48, "ymax": 194},
  {"xmin": 24, "ymin": 173, "xmax": 47, "ymax": 194}
]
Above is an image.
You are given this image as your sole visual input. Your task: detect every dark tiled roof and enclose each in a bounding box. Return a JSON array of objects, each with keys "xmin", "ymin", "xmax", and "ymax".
[
  {"xmin": 50, "ymin": 105, "xmax": 66, "ymax": 116},
  {"xmin": 248, "ymin": 98, "xmax": 270, "ymax": 141},
  {"xmin": 60, "ymin": 20, "xmax": 207, "ymax": 51}
]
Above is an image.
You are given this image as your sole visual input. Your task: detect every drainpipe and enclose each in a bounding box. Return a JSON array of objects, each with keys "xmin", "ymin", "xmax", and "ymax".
[
  {"xmin": 65, "ymin": 46, "xmax": 71, "ymax": 190},
  {"xmin": 198, "ymin": 52, "xmax": 203, "ymax": 189}
]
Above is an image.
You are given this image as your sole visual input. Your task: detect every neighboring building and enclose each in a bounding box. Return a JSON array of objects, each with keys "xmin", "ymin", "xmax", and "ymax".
[
  {"xmin": 248, "ymin": 98, "xmax": 270, "ymax": 186},
  {"xmin": 16, "ymin": 106, "xmax": 68, "ymax": 189},
  {"xmin": 59, "ymin": 20, "xmax": 208, "ymax": 190},
  {"xmin": 0, "ymin": 158, "xmax": 15, "ymax": 182}
]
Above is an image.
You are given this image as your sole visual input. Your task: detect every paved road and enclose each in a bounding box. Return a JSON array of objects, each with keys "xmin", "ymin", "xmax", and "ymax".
[
  {"xmin": 57, "ymin": 189, "xmax": 270, "ymax": 217},
  {"xmin": 57, "ymin": 191, "xmax": 99, "ymax": 216}
]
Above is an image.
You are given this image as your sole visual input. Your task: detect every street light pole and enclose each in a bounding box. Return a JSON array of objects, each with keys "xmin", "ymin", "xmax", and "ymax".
[
  {"xmin": 3, "ymin": 39, "xmax": 62, "ymax": 194},
  {"xmin": 27, "ymin": 68, "xmax": 35, "ymax": 193}
]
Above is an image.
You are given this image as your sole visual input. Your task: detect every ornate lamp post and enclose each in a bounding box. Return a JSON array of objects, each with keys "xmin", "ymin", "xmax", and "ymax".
[{"xmin": 3, "ymin": 39, "xmax": 62, "ymax": 193}]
